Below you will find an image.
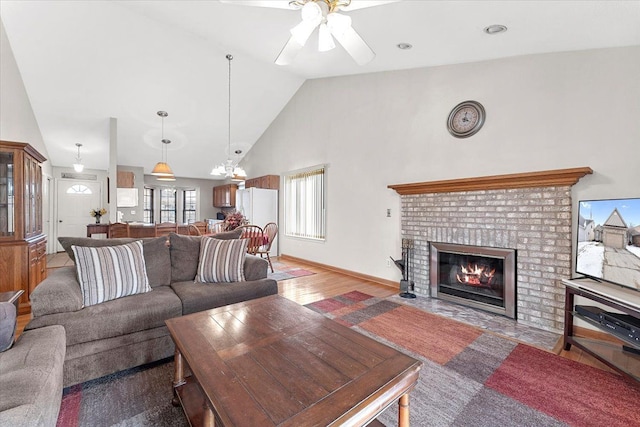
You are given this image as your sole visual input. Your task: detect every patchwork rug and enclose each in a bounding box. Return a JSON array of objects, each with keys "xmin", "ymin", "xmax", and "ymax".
[
  {"xmin": 306, "ymin": 291, "xmax": 640, "ymax": 427},
  {"xmin": 57, "ymin": 292, "xmax": 640, "ymax": 426},
  {"xmin": 267, "ymin": 261, "xmax": 315, "ymax": 281}
]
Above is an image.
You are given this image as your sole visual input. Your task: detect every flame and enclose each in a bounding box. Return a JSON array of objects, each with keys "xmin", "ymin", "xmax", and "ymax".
[{"xmin": 456, "ymin": 264, "xmax": 495, "ymax": 287}]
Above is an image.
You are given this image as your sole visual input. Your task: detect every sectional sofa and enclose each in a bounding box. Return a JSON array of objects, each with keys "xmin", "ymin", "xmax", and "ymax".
[{"xmin": 25, "ymin": 230, "xmax": 278, "ymax": 388}]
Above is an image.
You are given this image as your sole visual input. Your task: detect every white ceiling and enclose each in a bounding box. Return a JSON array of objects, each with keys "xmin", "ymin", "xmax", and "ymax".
[{"xmin": 2, "ymin": 0, "xmax": 639, "ymax": 179}]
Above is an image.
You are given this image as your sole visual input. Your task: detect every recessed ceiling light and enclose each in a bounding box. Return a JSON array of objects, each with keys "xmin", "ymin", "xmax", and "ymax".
[
  {"xmin": 484, "ymin": 24, "xmax": 507, "ymax": 35},
  {"xmin": 397, "ymin": 43, "xmax": 413, "ymax": 50}
]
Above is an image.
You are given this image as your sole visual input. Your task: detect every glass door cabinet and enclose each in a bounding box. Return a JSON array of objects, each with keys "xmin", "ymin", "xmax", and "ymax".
[{"xmin": 0, "ymin": 141, "xmax": 47, "ymax": 314}]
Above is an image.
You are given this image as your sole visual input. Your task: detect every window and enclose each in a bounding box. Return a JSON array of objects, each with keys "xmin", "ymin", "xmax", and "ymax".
[
  {"xmin": 66, "ymin": 184, "xmax": 92, "ymax": 194},
  {"xmin": 284, "ymin": 166, "xmax": 325, "ymax": 240},
  {"xmin": 143, "ymin": 187, "xmax": 154, "ymax": 223},
  {"xmin": 159, "ymin": 188, "xmax": 177, "ymax": 223},
  {"xmin": 183, "ymin": 189, "xmax": 197, "ymax": 223}
]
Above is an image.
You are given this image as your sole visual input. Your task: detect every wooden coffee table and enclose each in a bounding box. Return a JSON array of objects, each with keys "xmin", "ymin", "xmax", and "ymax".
[{"xmin": 166, "ymin": 295, "xmax": 422, "ymax": 426}]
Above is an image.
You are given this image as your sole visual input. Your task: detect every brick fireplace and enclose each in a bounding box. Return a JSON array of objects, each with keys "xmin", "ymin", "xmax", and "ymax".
[{"xmin": 389, "ymin": 168, "xmax": 592, "ymax": 332}]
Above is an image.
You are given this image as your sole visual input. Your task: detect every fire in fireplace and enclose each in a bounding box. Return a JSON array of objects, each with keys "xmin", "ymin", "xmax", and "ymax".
[{"xmin": 430, "ymin": 242, "xmax": 516, "ymax": 318}]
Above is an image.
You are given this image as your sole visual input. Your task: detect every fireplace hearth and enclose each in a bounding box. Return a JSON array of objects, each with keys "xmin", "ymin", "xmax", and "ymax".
[{"xmin": 430, "ymin": 242, "xmax": 516, "ymax": 318}]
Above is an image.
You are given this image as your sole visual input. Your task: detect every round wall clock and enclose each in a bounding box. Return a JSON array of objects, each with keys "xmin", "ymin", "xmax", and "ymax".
[{"xmin": 447, "ymin": 100, "xmax": 486, "ymax": 138}]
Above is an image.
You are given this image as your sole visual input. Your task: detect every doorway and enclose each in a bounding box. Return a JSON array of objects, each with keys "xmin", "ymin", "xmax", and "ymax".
[{"xmin": 56, "ymin": 180, "xmax": 103, "ymax": 251}]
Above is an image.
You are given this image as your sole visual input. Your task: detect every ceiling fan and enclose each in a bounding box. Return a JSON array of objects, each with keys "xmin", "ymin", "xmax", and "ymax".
[{"xmin": 219, "ymin": 0, "xmax": 400, "ymax": 65}]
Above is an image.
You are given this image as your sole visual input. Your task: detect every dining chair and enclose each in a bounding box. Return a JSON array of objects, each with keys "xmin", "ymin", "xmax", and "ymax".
[
  {"xmin": 209, "ymin": 221, "xmax": 227, "ymax": 235},
  {"xmin": 191, "ymin": 221, "xmax": 207, "ymax": 235},
  {"xmin": 237, "ymin": 225, "xmax": 264, "ymax": 255},
  {"xmin": 256, "ymin": 222, "xmax": 278, "ymax": 272},
  {"xmin": 108, "ymin": 222, "xmax": 130, "ymax": 238},
  {"xmin": 187, "ymin": 224, "xmax": 202, "ymax": 236},
  {"xmin": 155, "ymin": 222, "xmax": 177, "ymax": 237}
]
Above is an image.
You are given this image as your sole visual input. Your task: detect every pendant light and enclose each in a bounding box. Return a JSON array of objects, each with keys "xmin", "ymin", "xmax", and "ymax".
[
  {"xmin": 73, "ymin": 143, "xmax": 84, "ymax": 172},
  {"xmin": 211, "ymin": 54, "xmax": 247, "ymax": 179},
  {"xmin": 151, "ymin": 111, "xmax": 175, "ymax": 179}
]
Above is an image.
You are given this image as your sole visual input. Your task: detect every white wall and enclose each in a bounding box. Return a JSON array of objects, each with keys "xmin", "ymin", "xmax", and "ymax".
[
  {"xmin": 242, "ymin": 46, "xmax": 640, "ymax": 282},
  {"xmin": 0, "ymin": 20, "xmax": 51, "ymax": 175}
]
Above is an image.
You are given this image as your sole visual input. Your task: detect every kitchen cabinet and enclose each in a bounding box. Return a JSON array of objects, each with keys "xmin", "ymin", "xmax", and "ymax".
[
  {"xmin": 0, "ymin": 140, "xmax": 47, "ymax": 314},
  {"xmin": 213, "ymin": 184, "xmax": 237, "ymax": 208},
  {"xmin": 245, "ymin": 175, "xmax": 279, "ymax": 190}
]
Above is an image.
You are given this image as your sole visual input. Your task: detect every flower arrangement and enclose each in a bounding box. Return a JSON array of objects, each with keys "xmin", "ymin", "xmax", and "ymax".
[
  {"xmin": 224, "ymin": 210, "xmax": 247, "ymax": 230},
  {"xmin": 90, "ymin": 208, "xmax": 107, "ymax": 223},
  {"xmin": 90, "ymin": 208, "xmax": 107, "ymax": 217}
]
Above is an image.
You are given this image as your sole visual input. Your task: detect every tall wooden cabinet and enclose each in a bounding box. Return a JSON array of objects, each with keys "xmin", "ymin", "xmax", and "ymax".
[{"xmin": 0, "ymin": 141, "xmax": 47, "ymax": 314}]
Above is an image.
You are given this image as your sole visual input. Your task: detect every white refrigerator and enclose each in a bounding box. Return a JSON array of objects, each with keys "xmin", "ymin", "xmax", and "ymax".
[{"xmin": 237, "ymin": 187, "xmax": 278, "ymax": 255}]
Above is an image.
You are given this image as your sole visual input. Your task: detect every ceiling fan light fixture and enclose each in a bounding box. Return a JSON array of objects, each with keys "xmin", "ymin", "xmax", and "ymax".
[
  {"xmin": 300, "ymin": 1, "xmax": 322, "ymax": 22},
  {"xmin": 318, "ymin": 23, "xmax": 335, "ymax": 52}
]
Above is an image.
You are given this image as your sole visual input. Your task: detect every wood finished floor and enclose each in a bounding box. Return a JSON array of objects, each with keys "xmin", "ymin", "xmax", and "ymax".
[{"xmin": 15, "ymin": 252, "xmax": 618, "ymax": 377}]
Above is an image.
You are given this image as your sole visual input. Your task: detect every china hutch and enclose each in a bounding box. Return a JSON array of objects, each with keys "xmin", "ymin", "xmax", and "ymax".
[{"xmin": 0, "ymin": 141, "xmax": 47, "ymax": 314}]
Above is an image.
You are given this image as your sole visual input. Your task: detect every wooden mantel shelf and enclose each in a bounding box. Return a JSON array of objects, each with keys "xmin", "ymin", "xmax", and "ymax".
[{"xmin": 388, "ymin": 167, "xmax": 593, "ymax": 195}]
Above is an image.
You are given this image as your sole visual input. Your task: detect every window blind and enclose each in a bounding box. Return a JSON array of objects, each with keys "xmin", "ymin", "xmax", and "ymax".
[{"xmin": 284, "ymin": 167, "xmax": 325, "ymax": 240}]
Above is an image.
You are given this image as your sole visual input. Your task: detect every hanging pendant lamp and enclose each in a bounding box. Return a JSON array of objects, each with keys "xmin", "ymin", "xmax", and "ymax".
[
  {"xmin": 211, "ymin": 54, "xmax": 247, "ymax": 179},
  {"xmin": 151, "ymin": 111, "xmax": 175, "ymax": 179},
  {"xmin": 73, "ymin": 143, "xmax": 84, "ymax": 172}
]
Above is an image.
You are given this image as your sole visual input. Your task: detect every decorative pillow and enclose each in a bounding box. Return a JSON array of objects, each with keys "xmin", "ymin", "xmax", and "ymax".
[
  {"xmin": 0, "ymin": 302, "xmax": 17, "ymax": 352},
  {"xmin": 196, "ymin": 237, "xmax": 248, "ymax": 283},
  {"xmin": 72, "ymin": 241, "xmax": 152, "ymax": 307}
]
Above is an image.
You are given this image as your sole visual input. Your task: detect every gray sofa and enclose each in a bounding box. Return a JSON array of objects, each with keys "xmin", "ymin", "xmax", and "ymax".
[
  {"xmin": 0, "ymin": 325, "xmax": 66, "ymax": 427},
  {"xmin": 25, "ymin": 231, "xmax": 278, "ymax": 387}
]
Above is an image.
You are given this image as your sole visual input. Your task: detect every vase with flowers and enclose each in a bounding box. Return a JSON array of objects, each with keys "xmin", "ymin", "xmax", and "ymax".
[
  {"xmin": 224, "ymin": 210, "xmax": 247, "ymax": 230},
  {"xmin": 90, "ymin": 208, "xmax": 107, "ymax": 224}
]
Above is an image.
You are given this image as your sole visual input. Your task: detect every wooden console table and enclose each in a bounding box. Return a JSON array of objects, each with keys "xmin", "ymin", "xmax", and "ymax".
[
  {"xmin": 86, "ymin": 223, "xmax": 109, "ymax": 238},
  {"xmin": 563, "ymin": 278, "xmax": 640, "ymax": 382}
]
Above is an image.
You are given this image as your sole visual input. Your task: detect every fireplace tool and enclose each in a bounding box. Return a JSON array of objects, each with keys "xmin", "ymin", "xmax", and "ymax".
[{"xmin": 391, "ymin": 238, "xmax": 416, "ymax": 299}]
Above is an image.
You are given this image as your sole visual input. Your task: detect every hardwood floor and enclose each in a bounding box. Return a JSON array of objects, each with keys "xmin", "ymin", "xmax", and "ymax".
[{"xmin": 15, "ymin": 252, "xmax": 619, "ymax": 377}]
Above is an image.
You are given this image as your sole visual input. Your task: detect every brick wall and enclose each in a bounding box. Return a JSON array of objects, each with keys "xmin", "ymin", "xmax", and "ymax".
[{"xmin": 401, "ymin": 186, "xmax": 573, "ymax": 332}]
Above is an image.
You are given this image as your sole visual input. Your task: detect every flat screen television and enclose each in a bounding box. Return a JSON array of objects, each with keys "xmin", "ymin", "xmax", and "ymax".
[{"xmin": 576, "ymin": 197, "xmax": 640, "ymax": 291}]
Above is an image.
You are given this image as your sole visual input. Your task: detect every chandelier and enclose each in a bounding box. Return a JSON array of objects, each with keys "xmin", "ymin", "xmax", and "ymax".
[
  {"xmin": 151, "ymin": 111, "xmax": 176, "ymax": 181},
  {"xmin": 211, "ymin": 54, "xmax": 247, "ymax": 179}
]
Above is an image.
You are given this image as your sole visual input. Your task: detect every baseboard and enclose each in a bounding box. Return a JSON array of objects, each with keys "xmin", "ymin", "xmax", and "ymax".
[
  {"xmin": 278, "ymin": 254, "xmax": 398, "ymax": 289},
  {"xmin": 573, "ymin": 325, "xmax": 626, "ymax": 345}
]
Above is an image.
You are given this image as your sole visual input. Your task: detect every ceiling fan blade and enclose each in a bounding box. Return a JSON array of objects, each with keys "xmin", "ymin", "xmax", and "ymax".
[
  {"xmin": 339, "ymin": 0, "xmax": 401, "ymax": 12},
  {"xmin": 275, "ymin": 36, "xmax": 304, "ymax": 65},
  {"xmin": 328, "ymin": 14, "xmax": 375, "ymax": 65},
  {"xmin": 219, "ymin": 0, "xmax": 299, "ymax": 10}
]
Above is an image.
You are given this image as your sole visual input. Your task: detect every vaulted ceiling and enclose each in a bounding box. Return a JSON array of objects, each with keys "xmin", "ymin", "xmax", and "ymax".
[{"xmin": 2, "ymin": 1, "xmax": 639, "ymax": 179}]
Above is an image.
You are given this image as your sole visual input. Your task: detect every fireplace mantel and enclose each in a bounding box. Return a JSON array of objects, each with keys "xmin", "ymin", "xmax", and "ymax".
[{"xmin": 388, "ymin": 167, "xmax": 592, "ymax": 195}]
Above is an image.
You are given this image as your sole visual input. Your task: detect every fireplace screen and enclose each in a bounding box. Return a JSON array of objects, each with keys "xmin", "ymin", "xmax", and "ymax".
[{"xmin": 430, "ymin": 242, "xmax": 516, "ymax": 318}]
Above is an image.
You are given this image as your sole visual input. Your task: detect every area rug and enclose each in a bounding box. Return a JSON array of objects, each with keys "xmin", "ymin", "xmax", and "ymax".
[
  {"xmin": 306, "ymin": 291, "xmax": 640, "ymax": 427},
  {"xmin": 267, "ymin": 261, "xmax": 315, "ymax": 281},
  {"xmin": 57, "ymin": 292, "xmax": 640, "ymax": 426}
]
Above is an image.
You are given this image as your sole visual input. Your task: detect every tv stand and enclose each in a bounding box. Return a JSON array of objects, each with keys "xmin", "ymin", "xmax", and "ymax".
[{"xmin": 562, "ymin": 278, "xmax": 640, "ymax": 382}]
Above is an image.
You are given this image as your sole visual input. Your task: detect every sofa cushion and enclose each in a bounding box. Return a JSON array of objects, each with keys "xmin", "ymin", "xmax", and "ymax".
[
  {"xmin": 197, "ymin": 237, "xmax": 248, "ymax": 283},
  {"xmin": 0, "ymin": 302, "xmax": 17, "ymax": 352},
  {"xmin": 59, "ymin": 236, "xmax": 171, "ymax": 287},
  {"xmin": 169, "ymin": 229, "xmax": 242, "ymax": 282},
  {"xmin": 171, "ymin": 278, "xmax": 278, "ymax": 315},
  {"xmin": 0, "ymin": 325, "xmax": 65, "ymax": 427},
  {"xmin": 29, "ymin": 267, "xmax": 84, "ymax": 317},
  {"xmin": 72, "ymin": 241, "xmax": 152, "ymax": 307},
  {"xmin": 25, "ymin": 286, "xmax": 183, "ymax": 346}
]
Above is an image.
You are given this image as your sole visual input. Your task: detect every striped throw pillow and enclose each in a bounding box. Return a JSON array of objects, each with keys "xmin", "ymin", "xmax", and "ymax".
[
  {"xmin": 196, "ymin": 237, "xmax": 248, "ymax": 283},
  {"xmin": 72, "ymin": 241, "xmax": 151, "ymax": 307}
]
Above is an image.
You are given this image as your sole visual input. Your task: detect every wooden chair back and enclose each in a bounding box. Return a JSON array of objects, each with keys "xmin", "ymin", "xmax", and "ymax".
[
  {"xmin": 155, "ymin": 222, "xmax": 177, "ymax": 237},
  {"xmin": 256, "ymin": 222, "xmax": 278, "ymax": 272},
  {"xmin": 191, "ymin": 221, "xmax": 207, "ymax": 235},
  {"xmin": 237, "ymin": 225, "xmax": 264, "ymax": 255},
  {"xmin": 109, "ymin": 222, "xmax": 130, "ymax": 238},
  {"xmin": 187, "ymin": 224, "xmax": 202, "ymax": 236}
]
